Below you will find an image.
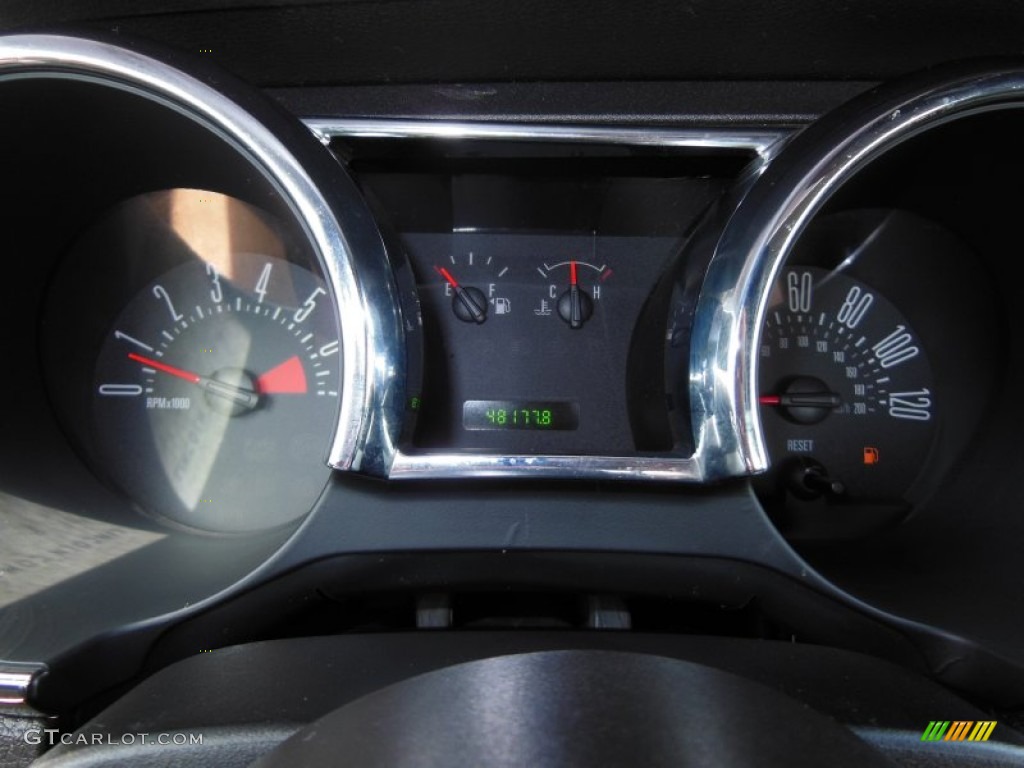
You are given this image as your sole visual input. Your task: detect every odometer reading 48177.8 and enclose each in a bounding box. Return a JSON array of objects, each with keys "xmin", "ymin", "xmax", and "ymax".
[
  {"xmin": 758, "ymin": 266, "xmax": 937, "ymax": 504},
  {"xmin": 463, "ymin": 400, "xmax": 579, "ymax": 431}
]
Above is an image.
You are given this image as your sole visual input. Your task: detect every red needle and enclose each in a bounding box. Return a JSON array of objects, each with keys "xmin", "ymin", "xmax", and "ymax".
[
  {"xmin": 759, "ymin": 395, "xmax": 782, "ymax": 405},
  {"xmin": 129, "ymin": 351, "xmax": 261, "ymax": 410},
  {"xmin": 128, "ymin": 352, "xmax": 200, "ymax": 384},
  {"xmin": 435, "ymin": 266, "xmax": 460, "ymax": 288},
  {"xmin": 570, "ymin": 260, "xmax": 578, "ymax": 286},
  {"xmin": 435, "ymin": 264, "xmax": 487, "ymax": 324}
]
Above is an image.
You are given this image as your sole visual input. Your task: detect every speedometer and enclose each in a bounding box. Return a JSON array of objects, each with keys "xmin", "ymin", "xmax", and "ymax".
[{"xmin": 757, "ymin": 266, "xmax": 937, "ymax": 506}]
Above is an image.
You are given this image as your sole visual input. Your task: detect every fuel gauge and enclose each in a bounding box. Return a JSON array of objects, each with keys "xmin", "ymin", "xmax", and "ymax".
[{"xmin": 432, "ymin": 251, "xmax": 513, "ymax": 324}]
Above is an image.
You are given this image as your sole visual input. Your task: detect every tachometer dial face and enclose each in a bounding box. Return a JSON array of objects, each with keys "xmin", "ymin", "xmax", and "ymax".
[
  {"xmin": 92, "ymin": 252, "xmax": 341, "ymax": 532},
  {"xmin": 758, "ymin": 266, "xmax": 937, "ymax": 504}
]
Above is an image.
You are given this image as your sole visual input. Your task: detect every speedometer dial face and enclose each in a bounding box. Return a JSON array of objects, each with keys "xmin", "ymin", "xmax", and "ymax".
[{"xmin": 758, "ymin": 266, "xmax": 937, "ymax": 505}]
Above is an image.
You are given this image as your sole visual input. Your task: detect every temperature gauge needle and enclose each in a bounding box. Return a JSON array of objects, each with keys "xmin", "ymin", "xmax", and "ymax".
[
  {"xmin": 567, "ymin": 260, "xmax": 584, "ymax": 328},
  {"xmin": 557, "ymin": 259, "xmax": 593, "ymax": 329},
  {"xmin": 436, "ymin": 265, "xmax": 488, "ymax": 324}
]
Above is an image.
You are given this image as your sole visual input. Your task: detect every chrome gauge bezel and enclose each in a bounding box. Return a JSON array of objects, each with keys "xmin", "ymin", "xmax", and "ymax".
[
  {"xmin": 310, "ymin": 119, "xmax": 789, "ymax": 482},
  {"xmin": 0, "ymin": 34, "xmax": 405, "ymax": 478},
  {"xmin": 698, "ymin": 63, "xmax": 1024, "ymax": 481}
]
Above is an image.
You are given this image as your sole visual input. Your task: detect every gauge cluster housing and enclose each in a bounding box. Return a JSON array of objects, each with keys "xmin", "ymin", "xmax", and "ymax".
[{"xmin": 1, "ymin": 18, "xmax": 1024, "ymax": 768}]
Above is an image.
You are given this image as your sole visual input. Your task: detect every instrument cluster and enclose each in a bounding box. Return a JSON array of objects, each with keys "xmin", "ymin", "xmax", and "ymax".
[
  {"xmin": 3, "ymin": 39, "xmax": 1008, "ymax": 542},
  {"xmin": 4, "ymin": 31, "xmax": 1024, "ymax": 733}
]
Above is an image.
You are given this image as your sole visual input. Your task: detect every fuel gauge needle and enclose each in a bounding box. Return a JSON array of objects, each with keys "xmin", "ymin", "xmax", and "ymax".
[
  {"xmin": 128, "ymin": 352, "xmax": 259, "ymax": 410},
  {"xmin": 436, "ymin": 265, "xmax": 488, "ymax": 324}
]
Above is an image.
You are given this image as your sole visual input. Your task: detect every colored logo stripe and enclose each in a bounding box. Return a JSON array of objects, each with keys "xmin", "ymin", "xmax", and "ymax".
[
  {"xmin": 945, "ymin": 721, "xmax": 973, "ymax": 741},
  {"xmin": 921, "ymin": 721, "xmax": 996, "ymax": 742},
  {"xmin": 921, "ymin": 721, "xmax": 949, "ymax": 741},
  {"xmin": 968, "ymin": 722, "xmax": 997, "ymax": 742}
]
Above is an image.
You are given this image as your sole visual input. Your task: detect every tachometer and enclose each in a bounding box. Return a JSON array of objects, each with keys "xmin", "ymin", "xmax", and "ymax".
[
  {"xmin": 757, "ymin": 266, "xmax": 936, "ymax": 506},
  {"xmin": 92, "ymin": 251, "xmax": 341, "ymax": 532},
  {"xmin": 44, "ymin": 189, "xmax": 344, "ymax": 533}
]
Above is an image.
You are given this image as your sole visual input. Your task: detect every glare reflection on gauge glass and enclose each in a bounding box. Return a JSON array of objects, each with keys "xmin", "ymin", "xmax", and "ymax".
[{"xmin": 79, "ymin": 189, "xmax": 342, "ymax": 532}]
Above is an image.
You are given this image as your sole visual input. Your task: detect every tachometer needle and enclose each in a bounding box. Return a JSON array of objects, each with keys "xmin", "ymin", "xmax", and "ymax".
[
  {"xmin": 128, "ymin": 352, "xmax": 200, "ymax": 384},
  {"xmin": 128, "ymin": 352, "xmax": 259, "ymax": 410}
]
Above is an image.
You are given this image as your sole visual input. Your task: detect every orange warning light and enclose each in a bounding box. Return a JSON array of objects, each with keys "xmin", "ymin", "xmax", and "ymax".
[{"xmin": 863, "ymin": 447, "xmax": 880, "ymax": 465}]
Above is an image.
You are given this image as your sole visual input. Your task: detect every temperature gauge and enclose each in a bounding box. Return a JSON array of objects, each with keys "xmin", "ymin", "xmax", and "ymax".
[{"xmin": 536, "ymin": 259, "xmax": 613, "ymax": 329}]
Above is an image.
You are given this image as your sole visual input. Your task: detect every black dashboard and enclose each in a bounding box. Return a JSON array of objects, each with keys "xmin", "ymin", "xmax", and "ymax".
[{"xmin": 3, "ymin": 3, "xmax": 1024, "ymax": 767}]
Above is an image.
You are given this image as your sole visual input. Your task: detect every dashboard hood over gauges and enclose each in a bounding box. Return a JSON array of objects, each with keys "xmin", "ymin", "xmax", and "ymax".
[{"xmin": 3, "ymin": 23, "xmax": 1024, "ymax": 768}]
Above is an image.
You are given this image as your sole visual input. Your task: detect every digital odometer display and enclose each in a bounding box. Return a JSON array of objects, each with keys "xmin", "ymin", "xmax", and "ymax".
[{"xmin": 463, "ymin": 400, "xmax": 579, "ymax": 431}]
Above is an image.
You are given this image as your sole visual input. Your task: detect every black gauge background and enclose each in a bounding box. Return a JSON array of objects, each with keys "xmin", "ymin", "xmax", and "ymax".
[
  {"xmin": 42, "ymin": 190, "xmax": 340, "ymax": 533},
  {"xmin": 401, "ymin": 231, "xmax": 678, "ymax": 455},
  {"xmin": 755, "ymin": 208, "xmax": 998, "ymax": 539},
  {"xmin": 759, "ymin": 265, "xmax": 937, "ymax": 499}
]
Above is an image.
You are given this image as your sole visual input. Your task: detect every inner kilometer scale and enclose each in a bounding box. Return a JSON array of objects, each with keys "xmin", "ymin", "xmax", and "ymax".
[
  {"xmin": 758, "ymin": 266, "xmax": 936, "ymax": 504},
  {"xmin": 92, "ymin": 253, "xmax": 341, "ymax": 532}
]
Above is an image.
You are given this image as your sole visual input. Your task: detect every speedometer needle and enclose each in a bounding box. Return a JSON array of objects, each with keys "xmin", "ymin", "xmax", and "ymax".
[
  {"xmin": 128, "ymin": 352, "xmax": 259, "ymax": 409},
  {"xmin": 759, "ymin": 393, "xmax": 842, "ymax": 407}
]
